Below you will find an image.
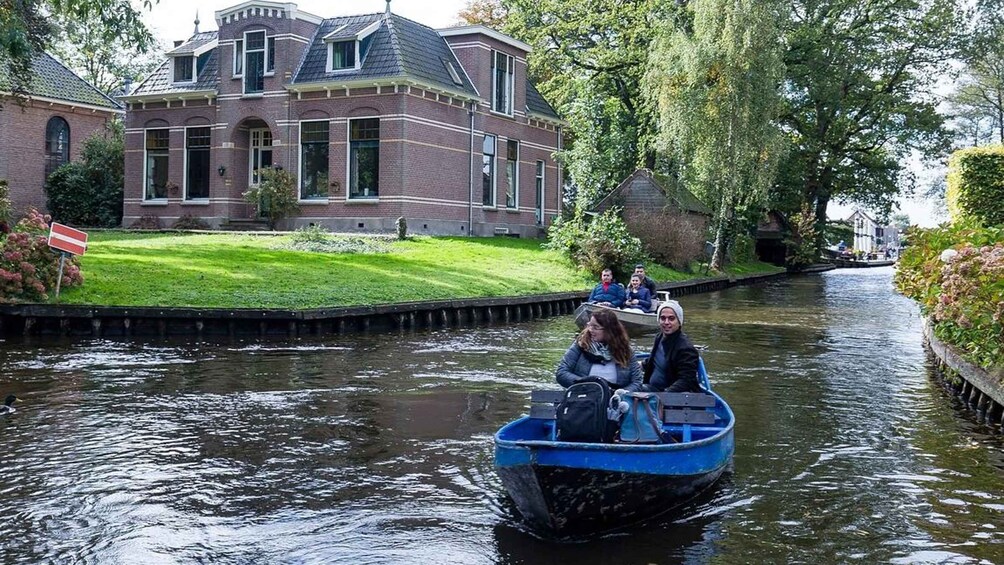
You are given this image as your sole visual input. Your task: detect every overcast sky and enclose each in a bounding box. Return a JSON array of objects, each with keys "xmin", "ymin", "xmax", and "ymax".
[{"xmin": 141, "ymin": 0, "xmax": 943, "ymax": 227}]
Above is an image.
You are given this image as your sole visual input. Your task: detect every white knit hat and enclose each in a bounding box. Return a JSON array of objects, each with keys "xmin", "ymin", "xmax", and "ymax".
[{"xmin": 657, "ymin": 300, "xmax": 684, "ymax": 326}]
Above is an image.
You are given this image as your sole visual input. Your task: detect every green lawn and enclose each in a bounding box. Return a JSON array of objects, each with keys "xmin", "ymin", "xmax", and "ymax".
[{"xmin": 56, "ymin": 231, "xmax": 781, "ymax": 309}]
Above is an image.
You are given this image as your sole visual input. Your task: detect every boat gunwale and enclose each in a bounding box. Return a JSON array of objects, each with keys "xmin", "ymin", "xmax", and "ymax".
[{"xmin": 494, "ymin": 389, "xmax": 735, "ymax": 453}]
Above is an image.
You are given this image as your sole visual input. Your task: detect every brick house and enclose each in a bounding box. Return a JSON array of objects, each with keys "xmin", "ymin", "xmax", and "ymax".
[
  {"xmin": 120, "ymin": 1, "xmax": 564, "ymax": 236},
  {"xmin": 0, "ymin": 53, "xmax": 123, "ymax": 218}
]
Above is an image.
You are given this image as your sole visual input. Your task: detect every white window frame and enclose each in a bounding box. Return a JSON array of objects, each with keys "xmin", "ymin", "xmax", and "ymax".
[
  {"xmin": 172, "ymin": 56, "xmax": 196, "ymax": 84},
  {"xmin": 233, "ymin": 39, "xmax": 244, "ymax": 77},
  {"xmin": 248, "ymin": 128, "xmax": 273, "ymax": 186},
  {"xmin": 242, "ymin": 30, "xmax": 270, "ymax": 94},
  {"xmin": 299, "ymin": 119, "xmax": 330, "ymax": 201},
  {"xmin": 491, "ymin": 50, "xmax": 515, "ymax": 116},
  {"xmin": 183, "ymin": 125, "xmax": 211, "ymax": 201},
  {"xmin": 346, "ymin": 117, "xmax": 380, "ymax": 200},
  {"xmin": 505, "ymin": 139, "xmax": 519, "ymax": 209},
  {"xmin": 266, "ymin": 37, "xmax": 276, "ymax": 76},
  {"xmin": 143, "ymin": 128, "xmax": 170, "ymax": 201},
  {"xmin": 482, "ymin": 134, "xmax": 497, "ymax": 208},
  {"xmin": 326, "ymin": 40, "xmax": 360, "ymax": 73},
  {"xmin": 535, "ymin": 160, "xmax": 545, "ymax": 225}
]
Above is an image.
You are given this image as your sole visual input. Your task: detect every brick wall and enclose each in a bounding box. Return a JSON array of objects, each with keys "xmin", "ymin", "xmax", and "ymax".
[{"xmin": 0, "ymin": 98, "xmax": 117, "ymax": 219}]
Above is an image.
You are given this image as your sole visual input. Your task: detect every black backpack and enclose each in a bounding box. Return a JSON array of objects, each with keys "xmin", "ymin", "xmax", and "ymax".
[{"xmin": 556, "ymin": 377, "xmax": 616, "ymax": 443}]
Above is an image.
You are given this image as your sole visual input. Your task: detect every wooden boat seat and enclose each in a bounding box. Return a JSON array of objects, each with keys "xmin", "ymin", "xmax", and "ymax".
[{"xmin": 528, "ymin": 389, "xmax": 718, "ymax": 442}]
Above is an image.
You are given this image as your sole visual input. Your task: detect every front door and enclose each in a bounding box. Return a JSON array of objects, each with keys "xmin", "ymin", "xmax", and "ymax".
[{"xmin": 249, "ymin": 129, "xmax": 273, "ymax": 217}]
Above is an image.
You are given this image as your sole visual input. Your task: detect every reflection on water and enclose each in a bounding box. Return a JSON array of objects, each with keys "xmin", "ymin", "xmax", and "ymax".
[{"xmin": 1, "ymin": 267, "xmax": 1002, "ymax": 563}]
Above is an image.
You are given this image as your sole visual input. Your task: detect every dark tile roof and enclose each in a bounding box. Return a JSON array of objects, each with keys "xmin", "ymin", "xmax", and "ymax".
[
  {"xmin": 0, "ymin": 52, "xmax": 122, "ymax": 110},
  {"xmin": 132, "ymin": 32, "xmax": 220, "ymax": 96},
  {"xmin": 167, "ymin": 31, "xmax": 218, "ymax": 56},
  {"xmin": 322, "ymin": 20, "xmax": 377, "ymax": 41},
  {"xmin": 526, "ymin": 81, "xmax": 559, "ymax": 120},
  {"xmin": 293, "ymin": 13, "xmax": 478, "ymax": 97},
  {"xmin": 592, "ymin": 169, "xmax": 712, "ymax": 216}
]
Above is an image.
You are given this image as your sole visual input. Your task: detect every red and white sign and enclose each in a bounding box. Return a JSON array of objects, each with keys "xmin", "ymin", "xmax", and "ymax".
[{"xmin": 48, "ymin": 222, "xmax": 88, "ymax": 256}]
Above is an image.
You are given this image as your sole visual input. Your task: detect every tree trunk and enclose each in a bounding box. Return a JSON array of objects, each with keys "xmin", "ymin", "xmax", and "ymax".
[{"xmin": 709, "ymin": 193, "xmax": 731, "ymax": 271}]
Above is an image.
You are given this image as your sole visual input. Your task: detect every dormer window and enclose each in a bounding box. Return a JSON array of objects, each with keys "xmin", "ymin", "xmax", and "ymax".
[
  {"xmin": 330, "ymin": 41, "xmax": 356, "ymax": 70},
  {"xmin": 492, "ymin": 50, "xmax": 514, "ymax": 115},
  {"xmin": 324, "ymin": 19, "xmax": 380, "ymax": 73},
  {"xmin": 173, "ymin": 56, "xmax": 195, "ymax": 83}
]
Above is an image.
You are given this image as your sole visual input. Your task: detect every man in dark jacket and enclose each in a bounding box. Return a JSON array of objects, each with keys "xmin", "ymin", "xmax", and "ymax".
[
  {"xmin": 587, "ymin": 268, "xmax": 626, "ymax": 307},
  {"xmin": 641, "ymin": 300, "xmax": 701, "ymax": 393},
  {"xmin": 633, "ymin": 264, "xmax": 657, "ymax": 296}
]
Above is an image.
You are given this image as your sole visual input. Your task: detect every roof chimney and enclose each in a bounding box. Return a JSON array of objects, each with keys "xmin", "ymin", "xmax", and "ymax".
[{"xmin": 385, "ymin": 0, "xmax": 392, "ymax": 15}]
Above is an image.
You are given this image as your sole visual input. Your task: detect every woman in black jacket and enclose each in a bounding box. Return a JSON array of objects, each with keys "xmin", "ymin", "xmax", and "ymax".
[{"xmin": 641, "ymin": 300, "xmax": 701, "ymax": 393}]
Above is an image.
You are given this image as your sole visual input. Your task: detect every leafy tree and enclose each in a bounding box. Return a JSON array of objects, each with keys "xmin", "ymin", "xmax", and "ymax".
[
  {"xmin": 497, "ymin": 0, "xmax": 684, "ymax": 208},
  {"xmin": 0, "ymin": 0, "xmax": 157, "ymax": 101},
  {"xmin": 48, "ymin": 13, "xmax": 161, "ymax": 94},
  {"xmin": 647, "ymin": 0, "xmax": 787, "ymax": 270},
  {"xmin": 778, "ymin": 0, "xmax": 964, "ymax": 252},
  {"xmin": 457, "ymin": 0, "xmax": 508, "ymax": 28}
]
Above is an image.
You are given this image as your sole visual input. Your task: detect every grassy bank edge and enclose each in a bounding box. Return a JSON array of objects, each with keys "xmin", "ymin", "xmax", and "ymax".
[{"xmin": 51, "ymin": 231, "xmax": 784, "ymax": 309}]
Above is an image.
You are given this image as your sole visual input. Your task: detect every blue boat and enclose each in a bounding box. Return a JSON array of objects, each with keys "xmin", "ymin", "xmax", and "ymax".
[{"xmin": 494, "ymin": 359, "xmax": 734, "ymax": 535}]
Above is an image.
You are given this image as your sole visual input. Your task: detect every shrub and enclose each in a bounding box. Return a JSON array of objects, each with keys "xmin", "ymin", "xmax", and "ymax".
[
  {"xmin": 281, "ymin": 231, "xmax": 389, "ymax": 254},
  {"xmin": 624, "ymin": 209, "xmax": 705, "ymax": 270},
  {"xmin": 44, "ymin": 126, "xmax": 124, "ymax": 227},
  {"xmin": 129, "ymin": 215, "xmax": 162, "ymax": 230},
  {"xmin": 946, "ymin": 146, "xmax": 1004, "ymax": 227},
  {"xmin": 243, "ymin": 167, "xmax": 298, "ymax": 230},
  {"xmin": 545, "ymin": 207, "xmax": 646, "ymax": 279},
  {"xmin": 172, "ymin": 214, "xmax": 210, "ymax": 230},
  {"xmin": 894, "ymin": 223, "xmax": 1004, "ymax": 369},
  {"xmin": 0, "ymin": 179, "xmax": 11, "ymax": 231},
  {"xmin": 291, "ymin": 224, "xmax": 331, "ymax": 244},
  {"xmin": 785, "ymin": 205, "xmax": 818, "ymax": 269},
  {"xmin": 0, "ymin": 209, "xmax": 83, "ymax": 302}
]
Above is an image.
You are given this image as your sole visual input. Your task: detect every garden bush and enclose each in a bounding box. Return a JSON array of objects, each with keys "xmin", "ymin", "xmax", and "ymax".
[
  {"xmin": 0, "ymin": 209, "xmax": 83, "ymax": 302},
  {"xmin": 946, "ymin": 146, "xmax": 1004, "ymax": 227},
  {"xmin": 624, "ymin": 209, "xmax": 705, "ymax": 270},
  {"xmin": 243, "ymin": 167, "xmax": 298, "ymax": 230},
  {"xmin": 44, "ymin": 126, "xmax": 124, "ymax": 227},
  {"xmin": 544, "ymin": 207, "xmax": 646, "ymax": 279},
  {"xmin": 0, "ymin": 179, "xmax": 12, "ymax": 233},
  {"xmin": 894, "ymin": 223, "xmax": 1004, "ymax": 369},
  {"xmin": 129, "ymin": 215, "xmax": 162, "ymax": 230},
  {"xmin": 172, "ymin": 214, "xmax": 210, "ymax": 230}
]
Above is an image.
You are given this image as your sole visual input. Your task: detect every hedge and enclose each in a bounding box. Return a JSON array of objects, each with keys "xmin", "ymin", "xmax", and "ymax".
[{"xmin": 946, "ymin": 146, "xmax": 1004, "ymax": 227}]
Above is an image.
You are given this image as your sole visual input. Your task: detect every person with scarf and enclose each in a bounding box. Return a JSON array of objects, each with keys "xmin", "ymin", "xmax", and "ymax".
[
  {"xmin": 556, "ymin": 308, "xmax": 642, "ymax": 392},
  {"xmin": 641, "ymin": 300, "xmax": 701, "ymax": 393},
  {"xmin": 586, "ymin": 268, "xmax": 626, "ymax": 308}
]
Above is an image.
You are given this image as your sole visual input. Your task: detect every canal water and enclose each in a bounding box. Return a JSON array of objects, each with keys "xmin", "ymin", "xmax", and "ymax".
[{"xmin": 1, "ymin": 267, "xmax": 1002, "ymax": 564}]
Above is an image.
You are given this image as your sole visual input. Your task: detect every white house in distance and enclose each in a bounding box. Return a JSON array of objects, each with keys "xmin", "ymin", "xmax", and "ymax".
[{"xmin": 847, "ymin": 209, "xmax": 878, "ymax": 253}]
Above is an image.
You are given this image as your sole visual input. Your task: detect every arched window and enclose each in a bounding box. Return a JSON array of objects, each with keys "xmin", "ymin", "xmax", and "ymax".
[{"xmin": 44, "ymin": 117, "xmax": 70, "ymax": 178}]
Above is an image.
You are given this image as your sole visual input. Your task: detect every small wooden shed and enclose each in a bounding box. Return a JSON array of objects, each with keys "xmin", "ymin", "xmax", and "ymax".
[
  {"xmin": 592, "ymin": 168, "xmax": 712, "ymax": 221},
  {"xmin": 754, "ymin": 210, "xmax": 791, "ymax": 266}
]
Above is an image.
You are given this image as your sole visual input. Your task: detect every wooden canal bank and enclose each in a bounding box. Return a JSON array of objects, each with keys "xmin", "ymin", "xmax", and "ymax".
[
  {"xmin": 925, "ymin": 319, "xmax": 1004, "ymax": 431},
  {"xmin": 0, "ymin": 271, "xmax": 801, "ymax": 338}
]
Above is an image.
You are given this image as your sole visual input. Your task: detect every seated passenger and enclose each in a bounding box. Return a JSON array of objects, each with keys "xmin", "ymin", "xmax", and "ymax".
[
  {"xmin": 587, "ymin": 268, "xmax": 626, "ymax": 308},
  {"xmin": 624, "ymin": 274, "xmax": 653, "ymax": 312},
  {"xmin": 640, "ymin": 300, "xmax": 701, "ymax": 393},
  {"xmin": 556, "ymin": 308, "xmax": 642, "ymax": 393},
  {"xmin": 633, "ymin": 263, "xmax": 657, "ymax": 296}
]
